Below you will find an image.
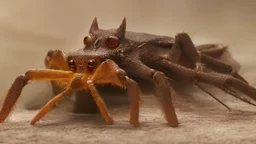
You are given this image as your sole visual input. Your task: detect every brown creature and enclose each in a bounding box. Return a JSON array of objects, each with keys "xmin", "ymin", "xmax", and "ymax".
[
  {"xmin": 1, "ymin": 17, "xmax": 256, "ymax": 128},
  {"xmin": 79, "ymin": 17, "xmax": 256, "ymax": 126}
]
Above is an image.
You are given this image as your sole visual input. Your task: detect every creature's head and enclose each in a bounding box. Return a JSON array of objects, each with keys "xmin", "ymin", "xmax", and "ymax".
[
  {"xmin": 45, "ymin": 18, "xmax": 129, "ymax": 74},
  {"xmin": 45, "ymin": 49, "xmax": 102, "ymax": 74},
  {"xmin": 83, "ymin": 17, "xmax": 129, "ymax": 52}
]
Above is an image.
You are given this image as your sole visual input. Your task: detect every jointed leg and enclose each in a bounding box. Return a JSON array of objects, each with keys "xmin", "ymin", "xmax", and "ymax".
[
  {"xmin": 45, "ymin": 49, "xmax": 98, "ymax": 113},
  {"xmin": 30, "ymin": 88, "xmax": 73, "ymax": 124},
  {"xmin": 87, "ymin": 80, "xmax": 114, "ymax": 125},
  {"xmin": 195, "ymin": 83, "xmax": 231, "ymax": 110},
  {"xmin": 0, "ymin": 69, "xmax": 75, "ymax": 123},
  {"xmin": 200, "ymin": 54, "xmax": 248, "ymax": 83},
  {"xmin": 115, "ymin": 58, "xmax": 179, "ymax": 127},
  {"xmin": 196, "ymin": 44, "xmax": 227, "ymax": 58},
  {"xmin": 89, "ymin": 60, "xmax": 140, "ymax": 127},
  {"xmin": 220, "ymin": 86, "xmax": 256, "ymax": 106},
  {"xmin": 153, "ymin": 72, "xmax": 179, "ymax": 127},
  {"xmin": 174, "ymin": 33, "xmax": 247, "ymax": 83},
  {"xmin": 157, "ymin": 59, "xmax": 256, "ymax": 104}
]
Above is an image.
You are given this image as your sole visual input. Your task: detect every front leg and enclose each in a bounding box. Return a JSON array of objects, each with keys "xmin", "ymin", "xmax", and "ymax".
[
  {"xmin": 112, "ymin": 58, "xmax": 179, "ymax": 127},
  {"xmin": 88, "ymin": 60, "xmax": 141, "ymax": 127},
  {"xmin": 86, "ymin": 80, "xmax": 114, "ymax": 125},
  {"xmin": 44, "ymin": 49, "xmax": 98, "ymax": 113},
  {"xmin": 0, "ymin": 69, "xmax": 75, "ymax": 123}
]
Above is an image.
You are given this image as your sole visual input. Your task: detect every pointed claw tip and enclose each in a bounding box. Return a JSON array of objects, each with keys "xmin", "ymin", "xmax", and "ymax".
[{"xmin": 30, "ymin": 120, "xmax": 36, "ymax": 125}]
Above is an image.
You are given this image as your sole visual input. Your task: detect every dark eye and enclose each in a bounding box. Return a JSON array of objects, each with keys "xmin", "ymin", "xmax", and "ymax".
[
  {"xmin": 68, "ymin": 58, "xmax": 76, "ymax": 71},
  {"xmin": 105, "ymin": 36, "xmax": 120, "ymax": 49},
  {"xmin": 88, "ymin": 59, "xmax": 96, "ymax": 69},
  {"xmin": 83, "ymin": 35, "xmax": 93, "ymax": 47}
]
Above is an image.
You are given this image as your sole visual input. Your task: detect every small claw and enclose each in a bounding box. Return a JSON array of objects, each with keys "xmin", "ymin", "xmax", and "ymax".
[
  {"xmin": 221, "ymin": 86, "xmax": 256, "ymax": 107},
  {"xmin": 30, "ymin": 118, "xmax": 39, "ymax": 125},
  {"xmin": 233, "ymin": 72, "xmax": 248, "ymax": 84},
  {"xmin": 196, "ymin": 83, "xmax": 231, "ymax": 111}
]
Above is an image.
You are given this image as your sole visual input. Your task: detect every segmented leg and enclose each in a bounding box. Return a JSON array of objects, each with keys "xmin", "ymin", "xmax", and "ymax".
[
  {"xmin": 174, "ymin": 32, "xmax": 247, "ymax": 83},
  {"xmin": 200, "ymin": 54, "xmax": 248, "ymax": 83},
  {"xmin": 195, "ymin": 83, "xmax": 231, "ymax": 110},
  {"xmin": 87, "ymin": 80, "xmax": 114, "ymax": 125},
  {"xmin": 0, "ymin": 70, "xmax": 75, "ymax": 123},
  {"xmin": 157, "ymin": 59, "xmax": 256, "ymax": 103},
  {"xmin": 153, "ymin": 71, "xmax": 179, "ymax": 127},
  {"xmin": 220, "ymin": 86, "xmax": 256, "ymax": 106},
  {"xmin": 31, "ymin": 73, "xmax": 95, "ymax": 125},
  {"xmin": 115, "ymin": 57, "xmax": 179, "ymax": 127},
  {"xmin": 196, "ymin": 44, "xmax": 227, "ymax": 58},
  {"xmin": 30, "ymin": 88, "xmax": 73, "ymax": 124},
  {"xmin": 45, "ymin": 49, "xmax": 98, "ymax": 113},
  {"xmin": 89, "ymin": 60, "xmax": 140, "ymax": 127}
]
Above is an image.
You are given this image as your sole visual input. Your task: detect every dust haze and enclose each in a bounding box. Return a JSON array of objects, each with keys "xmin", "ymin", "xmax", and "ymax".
[{"xmin": 1, "ymin": 0, "xmax": 256, "ymax": 143}]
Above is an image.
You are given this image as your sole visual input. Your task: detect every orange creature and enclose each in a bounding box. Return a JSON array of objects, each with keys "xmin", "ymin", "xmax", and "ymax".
[{"xmin": 0, "ymin": 52, "xmax": 141, "ymax": 127}]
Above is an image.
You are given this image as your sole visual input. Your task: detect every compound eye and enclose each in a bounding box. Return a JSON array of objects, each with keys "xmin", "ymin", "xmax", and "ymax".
[
  {"xmin": 88, "ymin": 59, "xmax": 96, "ymax": 69},
  {"xmin": 83, "ymin": 35, "xmax": 93, "ymax": 47},
  {"xmin": 68, "ymin": 58, "xmax": 76, "ymax": 71},
  {"xmin": 105, "ymin": 36, "xmax": 120, "ymax": 49}
]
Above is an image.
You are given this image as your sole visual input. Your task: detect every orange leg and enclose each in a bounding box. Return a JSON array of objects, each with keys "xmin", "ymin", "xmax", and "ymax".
[
  {"xmin": 90, "ymin": 60, "xmax": 141, "ymax": 127},
  {"xmin": 30, "ymin": 88, "xmax": 73, "ymax": 125},
  {"xmin": 0, "ymin": 69, "xmax": 75, "ymax": 123},
  {"xmin": 87, "ymin": 80, "xmax": 114, "ymax": 125}
]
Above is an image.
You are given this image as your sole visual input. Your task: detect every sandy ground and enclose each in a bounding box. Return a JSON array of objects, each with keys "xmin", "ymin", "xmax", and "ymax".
[
  {"xmin": 2, "ymin": 85, "xmax": 256, "ymax": 144},
  {"xmin": 1, "ymin": 0, "xmax": 256, "ymax": 144}
]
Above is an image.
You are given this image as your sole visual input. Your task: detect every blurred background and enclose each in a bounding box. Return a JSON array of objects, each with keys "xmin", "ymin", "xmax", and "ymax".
[{"xmin": 0, "ymin": 0, "xmax": 256, "ymax": 107}]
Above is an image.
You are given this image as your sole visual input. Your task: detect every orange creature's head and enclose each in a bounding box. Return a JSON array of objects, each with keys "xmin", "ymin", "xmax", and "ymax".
[{"xmin": 44, "ymin": 49, "xmax": 103, "ymax": 76}]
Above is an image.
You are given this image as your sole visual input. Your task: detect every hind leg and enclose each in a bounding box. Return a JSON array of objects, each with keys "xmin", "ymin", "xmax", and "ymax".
[
  {"xmin": 174, "ymin": 32, "xmax": 247, "ymax": 83},
  {"xmin": 156, "ymin": 59, "xmax": 256, "ymax": 104},
  {"xmin": 196, "ymin": 44, "xmax": 227, "ymax": 58}
]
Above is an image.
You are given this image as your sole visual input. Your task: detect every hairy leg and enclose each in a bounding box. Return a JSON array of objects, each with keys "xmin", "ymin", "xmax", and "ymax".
[
  {"xmin": 87, "ymin": 80, "xmax": 114, "ymax": 125},
  {"xmin": 89, "ymin": 60, "xmax": 140, "ymax": 127},
  {"xmin": 0, "ymin": 69, "xmax": 75, "ymax": 123},
  {"xmin": 30, "ymin": 88, "xmax": 73, "ymax": 124},
  {"xmin": 45, "ymin": 49, "xmax": 98, "ymax": 113}
]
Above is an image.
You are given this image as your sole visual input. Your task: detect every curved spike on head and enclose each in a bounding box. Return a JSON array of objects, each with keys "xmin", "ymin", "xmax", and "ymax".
[
  {"xmin": 89, "ymin": 17, "xmax": 99, "ymax": 33},
  {"xmin": 116, "ymin": 17, "xmax": 126, "ymax": 39}
]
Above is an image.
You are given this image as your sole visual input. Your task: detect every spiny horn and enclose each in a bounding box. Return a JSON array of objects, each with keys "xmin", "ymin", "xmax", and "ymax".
[
  {"xmin": 89, "ymin": 17, "xmax": 99, "ymax": 33},
  {"xmin": 116, "ymin": 17, "xmax": 126, "ymax": 38}
]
